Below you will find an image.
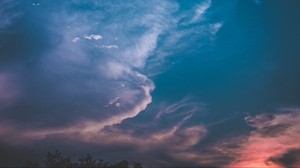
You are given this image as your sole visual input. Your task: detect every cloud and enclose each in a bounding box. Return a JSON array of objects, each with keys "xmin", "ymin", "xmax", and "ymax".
[
  {"xmin": 121, "ymin": 22, "xmax": 165, "ymax": 69},
  {"xmin": 23, "ymin": 0, "xmax": 177, "ymax": 130},
  {"xmin": 155, "ymin": 97, "xmax": 203, "ymax": 120},
  {"xmin": 0, "ymin": 0, "xmax": 22, "ymax": 31},
  {"xmin": 253, "ymin": 0, "xmax": 264, "ymax": 6},
  {"xmin": 95, "ymin": 45, "xmax": 118, "ymax": 49},
  {"xmin": 146, "ymin": 109, "xmax": 300, "ymax": 167},
  {"xmin": 83, "ymin": 34, "xmax": 103, "ymax": 40},
  {"xmin": 270, "ymin": 149, "xmax": 300, "ymax": 168},
  {"xmin": 106, "ymin": 96, "xmax": 121, "ymax": 107},
  {"xmin": 209, "ymin": 22, "xmax": 223, "ymax": 35},
  {"xmin": 179, "ymin": 109, "xmax": 300, "ymax": 167},
  {"xmin": 0, "ymin": 0, "xmax": 236, "ymax": 166},
  {"xmin": 226, "ymin": 110, "xmax": 300, "ymax": 168},
  {"xmin": 0, "ymin": 0, "xmax": 178, "ymax": 137},
  {"xmin": 72, "ymin": 37, "xmax": 80, "ymax": 43},
  {"xmin": 72, "ymin": 34, "xmax": 105, "ymax": 43},
  {"xmin": 101, "ymin": 61, "xmax": 131, "ymax": 79},
  {"xmin": 190, "ymin": 0, "xmax": 212, "ymax": 23},
  {"xmin": 4, "ymin": 96, "xmax": 300, "ymax": 167},
  {"xmin": 0, "ymin": 97, "xmax": 207, "ymax": 166},
  {"xmin": 32, "ymin": 3, "xmax": 40, "ymax": 6}
]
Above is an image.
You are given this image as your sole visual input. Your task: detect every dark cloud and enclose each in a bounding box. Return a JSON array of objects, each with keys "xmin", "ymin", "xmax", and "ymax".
[{"xmin": 270, "ymin": 149, "xmax": 300, "ymax": 168}]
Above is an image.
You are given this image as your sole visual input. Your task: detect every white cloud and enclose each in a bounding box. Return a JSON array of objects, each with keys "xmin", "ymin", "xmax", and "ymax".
[
  {"xmin": 123, "ymin": 28, "xmax": 161, "ymax": 68},
  {"xmin": 32, "ymin": 3, "xmax": 40, "ymax": 6},
  {"xmin": 209, "ymin": 22, "xmax": 223, "ymax": 35},
  {"xmin": 106, "ymin": 96, "xmax": 120, "ymax": 107},
  {"xmin": 155, "ymin": 97, "xmax": 203, "ymax": 120},
  {"xmin": 190, "ymin": 0, "xmax": 212, "ymax": 23},
  {"xmin": 72, "ymin": 37, "xmax": 80, "ymax": 43},
  {"xmin": 0, "ymin": 0, "xmax": 21, "ymax": 30},
  {"xmin": 83, "ymin": 34, "xmax": 103, "ymax": 40},
  {"xmin": 95, "ymin": 45, "xmax": 118, "ymax": 49},
  {"xmin": 101, "ymin": 61, "xmax": 130, "ymax": 79}
]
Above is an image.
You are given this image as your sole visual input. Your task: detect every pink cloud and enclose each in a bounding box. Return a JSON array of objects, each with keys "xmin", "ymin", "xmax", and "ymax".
[
  {"xmin": 228, "ymin": 109, "xmax": 300, "ymax": 168},
  {"xmin": 170, "ymin": 109, "xmax": 300, "ymax": 167},
  {"xmin": 2, "ymin": 94, "xmax": 300, "ymax": 167},
  {"xmin": 0, "ymin": 97, "xmax": 208, "ymax": 166}
]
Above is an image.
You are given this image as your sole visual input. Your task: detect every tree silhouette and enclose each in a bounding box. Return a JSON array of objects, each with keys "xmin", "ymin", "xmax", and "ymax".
[
  {"xmin": 78, "ymin": 154, "xmax": 97, "ymax": 168},
  {"xmin": 110, "ymin": 160, "xmax": 129, "ymax": 168},
  {"xmin": 44, "ymin": 150, "xmax": 73, "ymax": 168},
  {"xmin": 78, "ymin": 154, "xmax": 110, "ymax": 168},
  {"xmin": 23, "ymin": 160, "xmax": 39, "ymax": 168},
  {"xmin": 24, "ymin": 150, "xmax": 142, "ymax": 168},
  {"xmin": 133, "ymin": 162, "xmax": 143, "ymax": 168}
]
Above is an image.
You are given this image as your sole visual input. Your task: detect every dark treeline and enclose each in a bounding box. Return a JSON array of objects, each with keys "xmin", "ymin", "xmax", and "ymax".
[{"xmin": 24, "ymin": 150, "xmax": 143, "ymax": 168}]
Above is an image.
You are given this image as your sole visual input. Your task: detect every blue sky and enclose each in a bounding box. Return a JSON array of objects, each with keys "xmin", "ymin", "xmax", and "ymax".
[{"xmin": 1, "ymin": 0, "xmax": 300, "ymax": 167}]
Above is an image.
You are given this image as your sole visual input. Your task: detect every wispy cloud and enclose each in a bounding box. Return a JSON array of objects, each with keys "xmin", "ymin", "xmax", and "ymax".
[
  {"xmin": 94, "ymin": 45, "xmax": 118, "ymax": 49},
  {"xmin": 209, "ymin": 22, "xmax": 223, "ymax": 36},
  {"xmin": 189, "ymin": 109, "xmax": 300, "ymax": 167},
  {"xmin": 4, "ymin": 99, "xmax": 300, "ymax": 167},
  {"xmin": 123, "ymin": 28, "xmax": 161, "ymax": 68},
  {"xmin": 149, "ymin": 109, "xmax": 300, "ymax": 167},
  {"xmin": 190, "ymin": 0, "xmax": 212, "ymax": 23},
  {"xmin": 155, "ymin": 97, "xmax": 203, "ymax": 120},
  {"xmin": 0, "ymin": 97, "xmax": 207, "ymax": 166},
  {"xmin": 71, "ymin": 37, "xmax": 80, "ymax": 43},
  {"xmin": 253, "ymin": 0, "xmax": 264, "ymax": 6},
  {"xmin": 0, "ymin": 0, "xmax": 22, "ymax": 31},
  {"xmin": 83, "ymin": 34, "xmax": 103, "ymax": 40}
]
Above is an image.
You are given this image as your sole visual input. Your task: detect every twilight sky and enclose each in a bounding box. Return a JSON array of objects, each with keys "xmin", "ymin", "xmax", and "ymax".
[{"xmin": 1, "ymin": 0, "xmax": 300, "ymax": 167}]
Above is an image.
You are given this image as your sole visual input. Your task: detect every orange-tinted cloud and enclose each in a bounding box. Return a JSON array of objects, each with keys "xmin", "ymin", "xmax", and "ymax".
[{"xmin": 228, "ymin": 109, "xmax": 300, "ymax": 168}]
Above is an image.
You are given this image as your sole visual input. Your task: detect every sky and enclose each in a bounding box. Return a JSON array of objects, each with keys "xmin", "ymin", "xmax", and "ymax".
[{"xmin": 0, "ymin": 0, "xmax": 300, "ymax": 167}]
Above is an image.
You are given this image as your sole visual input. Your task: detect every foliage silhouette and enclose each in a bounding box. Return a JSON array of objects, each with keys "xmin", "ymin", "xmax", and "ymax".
[
  {"xmin": 110, "ymin": 160, "xmax": 129, "ymax": 168},
  {"xmin": 45, "ymin": 150, "xmax": 74, "ymax": 168},
  {"xmin": 78, "ymin": 154, "xmax": 110, "ymax": 168},
  {"xmin": 132, "ymin": 162, "xmax": 143, "ymax": 168},
  {"xmin": 23, "ymin": 160, "xmax": 39, "ymax": 168},
  {"xmin": 24, "ymin": 150, "xmax": 143, "ymax": 168}
]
